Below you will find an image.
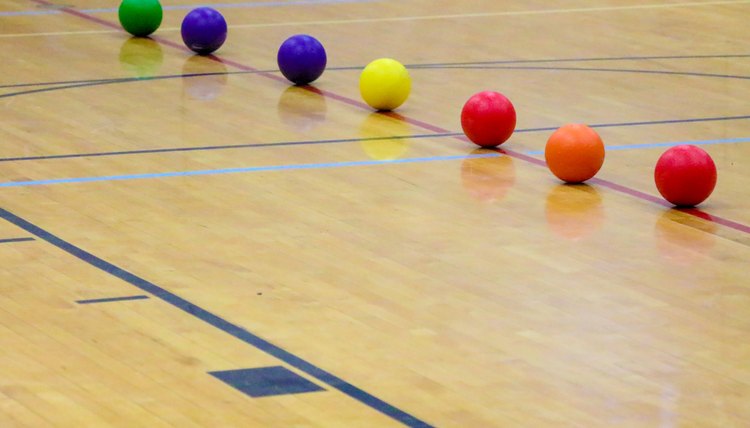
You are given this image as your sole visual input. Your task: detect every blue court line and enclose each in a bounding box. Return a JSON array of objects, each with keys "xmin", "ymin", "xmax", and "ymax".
[
  {"xmin": 0, "ymin": 207, "xmax": 433, "ymax": 428},
  {"xmin": 0, "ymin": 237, "xmax": 35, "ymax": 244},
  {"xmin": 76, "ymin": 295, "xmax": 150, "ymax": 304},
  {"xmin": 0, "ymin": 0, "xmax": 373, "ymax": 16},
  {"xmin": 525, "ymin": 137, "xmax": 750, "ymax": 155},
  {"xmin": 0, "ymin": 9, "xmax": 52, "ymax": 16},
  {"xmin": 0, "ymin": 154, "xmax": 498, "ymax": 188}
]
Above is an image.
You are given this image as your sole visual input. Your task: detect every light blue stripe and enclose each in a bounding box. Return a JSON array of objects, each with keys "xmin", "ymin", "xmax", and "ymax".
[
  {"xmin": 0, "ymin": 0, "xmax": 373, "ymax": 16},
  {"xmin": 0, "ymin": 154, "xmax": 499, "ymax": 188},
  {"xmin": 525, "ymin": 137, "xmax": 750, "ymax": 155},
  {"xmin": 0, "ymin": 9, "xmax": 60, "ymax": 16}
]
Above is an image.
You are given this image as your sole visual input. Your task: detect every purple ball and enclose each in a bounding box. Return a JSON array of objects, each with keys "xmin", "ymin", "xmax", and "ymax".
[
  {"xmin": 181, "ymin": 7, "xmax": 227, "ymax": 55},
  {"xmin": 277, "ymin": 34, "xmax": 327, "ymax": 85}
]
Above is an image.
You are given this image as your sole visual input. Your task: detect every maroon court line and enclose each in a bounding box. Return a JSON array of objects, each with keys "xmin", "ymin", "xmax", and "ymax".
[
  {"xmin": 31, "ymin": 0, "xmax": 750, "ymax": 237},
  {"xmin": 31, "ymin": 0, "xmax": 447, "ymax": 134},
  {"xmin": 498, "ymin": 143, "xmax": 750, "ymax": 235}
]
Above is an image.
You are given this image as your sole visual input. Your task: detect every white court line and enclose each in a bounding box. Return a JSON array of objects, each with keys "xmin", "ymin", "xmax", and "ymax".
[
  {"xmin": 1, "ymin": 0, "xmax": 748, "ymax": 38},
  {"xmin": 228, "ymin": 0, "xmax": 750, "ymax": 28}
]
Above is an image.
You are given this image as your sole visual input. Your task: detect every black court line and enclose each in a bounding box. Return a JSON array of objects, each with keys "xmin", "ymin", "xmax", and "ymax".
[
  {"xmin": 0, "ymin": 80, "xmax": 138, "ymax": 99},
  {"xmin": 586, "ymin": 114, "xmax": 750, "ymax": 129},
  {"xmin": 417, "ymin": 64, "xmax": 750, "ymax": 81},
  {"xmin": 2, "ymin": 52, "xmax": 749, "ymax": 90},
  {"xmin": 0, "ymin": 133, "xmax": 455, "ymax": 163},
  {"xmin": 77, "ymin": 295, "xmax": 150, "ymax": 304},
  {"xmin": 0, "ymin": 114, "xmax": 748, "ymax": 164},
  {"xmin": 0, "ymin": 69, "xmax": 268, "ymax": 90},
  {"xmin": 2, "ymin": 62, "xmax": 750, "ymax": 100},
  {"xmin": 407, "ymin": 53, "xmax": 750, "ymax": 67},
  {"xmin": 0, "ymin": 70, "xmax": 277, "ymax": 99},
  {"xmin": 0, "ymin": 237, "xmax": 35, "ymax": 244},
  {"xmin": 0, "ymin": 207, "xmax": 432, "ymax": 428}
]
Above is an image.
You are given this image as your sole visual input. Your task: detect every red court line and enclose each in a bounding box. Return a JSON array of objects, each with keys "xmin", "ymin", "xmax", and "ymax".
[
  {"xmin": 33, "ymin": 0, "xmax": 449, "ymax": 133},
  {"xmin": 677, "ymin": 208, "xmax": 750, "ymax": 234},
  {"xmin": 158, "ymin": 43, "xmax": 448, "ymax": 133},
  {"xmin": 31, "ymin": 0, "xmax": 750, "ymax": 237}
]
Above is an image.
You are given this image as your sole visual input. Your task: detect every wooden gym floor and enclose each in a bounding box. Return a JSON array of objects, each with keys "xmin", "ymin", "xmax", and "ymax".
[{"xmin": 1, "ymin": 0, "xmax": 750, "ymax": 426}]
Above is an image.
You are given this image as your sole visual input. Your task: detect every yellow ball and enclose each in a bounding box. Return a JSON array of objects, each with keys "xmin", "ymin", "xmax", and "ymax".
[{"xmin": 359, "ymin": 58, "xmax": 411, "ymax": 111}]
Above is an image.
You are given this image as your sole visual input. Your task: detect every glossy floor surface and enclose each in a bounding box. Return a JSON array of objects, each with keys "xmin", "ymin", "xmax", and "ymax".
[{"xmin": 1, "ymin": 0, "xmax": 750, "ymax": 426}]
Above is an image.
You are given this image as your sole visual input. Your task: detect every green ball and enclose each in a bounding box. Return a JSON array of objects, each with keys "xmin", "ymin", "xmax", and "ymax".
[{"xmin": 118, "ymin": 0, "xmax": 163, "ymax": 37}]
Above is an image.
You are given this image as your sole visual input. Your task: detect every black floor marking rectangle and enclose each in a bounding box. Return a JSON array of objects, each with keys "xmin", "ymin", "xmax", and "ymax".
[{"xmin": 210, "ymin": 366, "xmax": 325, "ymax": 398}]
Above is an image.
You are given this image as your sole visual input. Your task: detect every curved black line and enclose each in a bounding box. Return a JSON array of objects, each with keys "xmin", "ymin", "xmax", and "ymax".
[
  {"xmin": 3, "ymin": 52, "xmax": 750, "ymax": 90},
  {"xmin": 0, "ymin": 133, "xmax": 455, "ymax": 163},
  {"xmin": 419, "ymin": 64, "xmax": 750, "ymax": 80},
  {"xmin": 407, "ymin": 53, "xmax": 750, "ymax": 67},
  {"xmin": 3, "ymin": 63, "xmax": 748, "ymax": 100},
  {"xmin": 0, "ymin": 70, "xmax": 260, "ymax": 89},
  {"xmin": 0, "ymin": 67, "xmax": 351, "ymax": 90},
  {"xmin": 0, "ymin": 70, "xmax": 276, "ymax": 98},
  {"xmin": 1, "ymin": 57, "xmax": 749, "ymax": 163}
]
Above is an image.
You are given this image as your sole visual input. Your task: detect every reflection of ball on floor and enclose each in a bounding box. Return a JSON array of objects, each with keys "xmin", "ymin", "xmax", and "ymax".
[
  {"xmin": 654, "ymin": 145, "xmax": 717, "ymax": 207},
  {"xmin": 119, "ymin": 37, "xmax": 163, "ymax": 78},
  {"xmin": 181, "ymin": 56, "xmax": 228, "ymax": 100},
  {"xmin": 359, "ymin": 112, "xmax": 411, "ymax": 160},
  {"xmin": 277, "ymin": 86, "xmax": 327, "ymax": 132},
  {"xmin": 460, "ymin": 151, "xmax": 515, "ymax": 203},
  {"xmin": 361, "ymin": 138, "xmax": 408, "ymax": 161},
  {"xmin": 654, "ymin": 211, "xmax": 716, "ymax": 266},
  {"xmin": 545, "ymin": 184, "xmax": 604, "ymax": 240}
]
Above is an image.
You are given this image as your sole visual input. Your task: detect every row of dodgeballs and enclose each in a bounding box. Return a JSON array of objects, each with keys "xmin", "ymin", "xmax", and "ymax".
[
  {"xmin": 117, "ymin": 0, "xmax": 408, "ymax": 108},
  {"xmin": 119, "ymin": 0, "xmax": 227, "ymax": 54},
  {"xmin": 460, "ymin": 92, "xmax": 716, "ymax": 207},
  {"xmin": 117, "ymin": 0, "xmax": 717, "ymax": 207}
]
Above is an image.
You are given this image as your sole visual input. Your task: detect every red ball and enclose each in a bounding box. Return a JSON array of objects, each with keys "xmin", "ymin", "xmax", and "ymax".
[
  {"xmin": 461, "ymin": 91, "xmax": 516, "ymax": 147},
  {"xmin": 654, "ymin": 145, "xmax": 717, "ymax": 207}
]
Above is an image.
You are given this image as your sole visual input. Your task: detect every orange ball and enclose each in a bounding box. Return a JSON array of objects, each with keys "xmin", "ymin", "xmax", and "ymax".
[{"xmin": 544, "ymin": 124, "xmax": 605, "ymax": 183}]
